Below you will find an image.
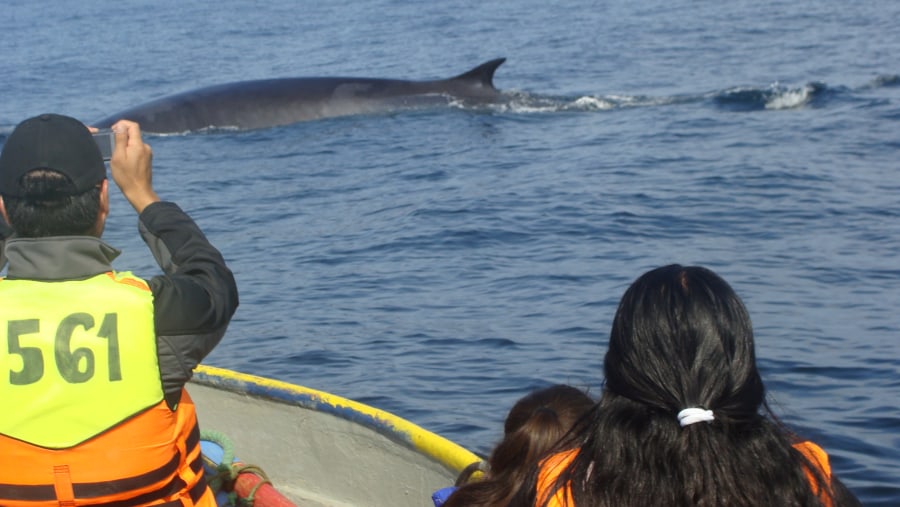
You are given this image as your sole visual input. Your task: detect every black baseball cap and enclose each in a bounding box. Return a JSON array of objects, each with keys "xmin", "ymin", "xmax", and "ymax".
[{"xmin": 0, "ymin": 113, "xmax": 106, "ymax": 197}]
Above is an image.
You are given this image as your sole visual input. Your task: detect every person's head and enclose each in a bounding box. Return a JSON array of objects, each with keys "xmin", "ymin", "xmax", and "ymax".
[
  {"xmin": 445, "ymin": 384, "xmax": 594, "ymax": 507},
  {"xmin": 492, "ymin": 384, "xmax": 596, "ymax": 474},
  {"xmin": 0, "ymin": 113, "xmax": 108, "ymax": 238},
  {"xmin": 515, "ymin": 265, "xmax": 832, "ymax": 506},
  {"xmin": 603, "ymin": 263, "xmax": 764, "ymax": 424}
]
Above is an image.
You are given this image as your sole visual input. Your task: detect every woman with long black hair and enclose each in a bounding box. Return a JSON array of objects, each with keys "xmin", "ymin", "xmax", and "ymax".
[{"xmin": 511, "ymin": 264, "xmax": 860, "ymax": 507}]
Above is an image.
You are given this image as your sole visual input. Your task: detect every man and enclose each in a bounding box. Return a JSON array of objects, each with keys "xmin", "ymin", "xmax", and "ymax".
[{"xmin": 0, "ymin": 114, "xmax": 238, "ymax": 506}]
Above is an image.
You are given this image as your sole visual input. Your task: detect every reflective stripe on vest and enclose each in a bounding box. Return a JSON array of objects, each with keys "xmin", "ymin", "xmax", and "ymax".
[{"xmin": 0, "ymin": 272, "xmax": 162, "ymax": 448}]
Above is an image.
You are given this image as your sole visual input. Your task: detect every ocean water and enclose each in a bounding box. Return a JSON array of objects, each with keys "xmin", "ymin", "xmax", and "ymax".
[{"xmin": 1, "ymin": 0, "xmax": 898, "ymax": 504}]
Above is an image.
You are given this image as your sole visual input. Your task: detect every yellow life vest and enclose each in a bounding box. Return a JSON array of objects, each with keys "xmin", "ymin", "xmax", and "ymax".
[
  {"xmin": 0, "ymin": 271, "xmax": 163, "ymax": 448},
  {"xmin": 0, "ymin": 272, "xmax": 214, "ymax": 506}
]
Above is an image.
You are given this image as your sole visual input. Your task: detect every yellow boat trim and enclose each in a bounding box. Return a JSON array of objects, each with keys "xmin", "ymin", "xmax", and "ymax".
[{"xmin": 193, "ymin": 365, "xmax": 481, "ymax": 474}]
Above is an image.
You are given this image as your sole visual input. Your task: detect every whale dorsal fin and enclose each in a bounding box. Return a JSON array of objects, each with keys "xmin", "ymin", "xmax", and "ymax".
[{"xmin": 449, "ymin": 58, "xmax": 506, "ymax": 90}]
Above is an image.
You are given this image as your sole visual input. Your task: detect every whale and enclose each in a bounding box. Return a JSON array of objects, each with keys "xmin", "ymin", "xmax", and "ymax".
[{"xmin": 93, "ymin": 58, "xmax": 507, "ymax": 134}]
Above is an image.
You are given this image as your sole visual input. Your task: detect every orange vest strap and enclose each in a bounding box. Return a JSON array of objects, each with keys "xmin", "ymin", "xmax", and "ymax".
[
  {"xmin": 536, "ymin": 449, "xmax": 578, "ymax": 507},
  {"xmin": 52, "ymin": 465, "xmax": 74, "ymax": 506},
  {"xmin": 88, "ymin": 478, "xmax": 207, "ymax": 507},
  {"xmin": 92, "ymin": 459, "xmax": 208, "ymax": 507},
  {"xmin": 0, "ymin": 455, "xmax": 180, "ymax": 502},
  {"xmin": 792, "ymin": 441, "xmax": 833, "ymax": 507},
  {"xmin": 0, "ymin": 424, "xmax": 202, "ymax": 505}
]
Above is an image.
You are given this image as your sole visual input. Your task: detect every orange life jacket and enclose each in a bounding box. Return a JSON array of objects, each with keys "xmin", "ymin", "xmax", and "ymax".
[
  {"xmin": 0, "ymin": 391, "xmax": 214, "ymax": 507},
  {"xmin": 536, "ymin": 441, "xmax": 833, "ymax": 507},
  {"xmin": 794, "ymin": 440, "xmax": 834, "ymax": 507},
  {"xmin": 0, "ymin": 272, "xmax": 214, "ymax": 506}
]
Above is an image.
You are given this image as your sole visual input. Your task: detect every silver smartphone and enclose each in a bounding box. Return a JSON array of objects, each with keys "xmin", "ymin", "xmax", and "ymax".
[{"xmin": 92, "ymin": 131, "xmax": 114, "ymax": 161}]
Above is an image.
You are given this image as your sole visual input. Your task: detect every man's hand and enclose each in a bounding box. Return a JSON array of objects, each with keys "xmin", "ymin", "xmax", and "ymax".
[{"xmin": 109, "ymin": 120, "xmax": 160, "ymax": 214}]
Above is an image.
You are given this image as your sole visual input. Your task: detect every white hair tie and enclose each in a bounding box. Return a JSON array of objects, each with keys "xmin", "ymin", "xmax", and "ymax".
[{"xmin": 677, "ymin": 408, "xmax": 715, "ymax": 427}]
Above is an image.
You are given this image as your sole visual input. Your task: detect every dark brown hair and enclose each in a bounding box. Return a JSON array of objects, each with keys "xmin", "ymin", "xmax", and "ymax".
[{"xmin": 443, "ymin": 384, "xmax": 594, "ymax": 507}]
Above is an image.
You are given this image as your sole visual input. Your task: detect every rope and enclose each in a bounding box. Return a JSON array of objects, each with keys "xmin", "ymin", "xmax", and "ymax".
[
  {"xmin": 200, "ymin": 429, "xmax": 275, "ymax": 507},
  {"xmin": 200, "ymin": 429, "xmax": 237, "ymax": 494},
  {"xmin": 232, "ymin": 464, "xmax": 272, "ymax": 506}
]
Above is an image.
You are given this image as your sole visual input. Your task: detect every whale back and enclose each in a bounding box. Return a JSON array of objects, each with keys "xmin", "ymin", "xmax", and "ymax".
[{"xmin": 92, "ymin": 58, "xmax": 507, "ymax": 133}]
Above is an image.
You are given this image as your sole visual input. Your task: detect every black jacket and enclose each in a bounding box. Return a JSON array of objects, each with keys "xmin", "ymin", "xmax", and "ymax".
[{"xmin": 1, "ymin": 201, "xmax": 239, "ymax": 407}]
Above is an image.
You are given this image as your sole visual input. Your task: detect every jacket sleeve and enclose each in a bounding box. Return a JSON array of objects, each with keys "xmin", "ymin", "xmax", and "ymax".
[{"xmin": 138, "ymin": 201, "xmax": 239, "ymax": 406}]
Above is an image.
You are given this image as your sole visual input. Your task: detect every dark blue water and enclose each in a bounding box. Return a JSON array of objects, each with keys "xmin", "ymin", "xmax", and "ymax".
[{"xmin": 2, "ymin": 0, "xmax": 898, "ymax": 504}]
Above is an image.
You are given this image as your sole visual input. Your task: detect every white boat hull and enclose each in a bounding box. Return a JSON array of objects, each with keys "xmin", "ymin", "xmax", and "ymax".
[{"xmin": 188, "ymin": 365, "xmax": 478, "ymax": 506}]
